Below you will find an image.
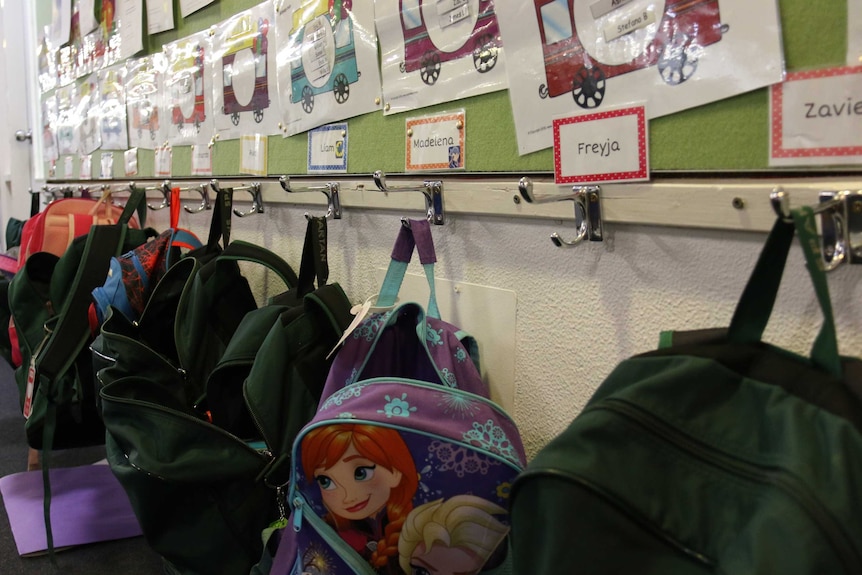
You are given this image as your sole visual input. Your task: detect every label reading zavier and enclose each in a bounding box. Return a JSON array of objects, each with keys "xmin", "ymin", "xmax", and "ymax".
[
  {"xmin": 603, "ymin": 8, "xmax": 656, "ymax": 42},
  {"xmin": 590, "ymin": 0, "xmax": 635, "ymax": 19}
]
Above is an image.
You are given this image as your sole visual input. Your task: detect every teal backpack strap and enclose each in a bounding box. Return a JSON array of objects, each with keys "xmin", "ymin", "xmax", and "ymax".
[{"xmin": 33, "ymin": 224, "xmax": 126, "ymax": 558}]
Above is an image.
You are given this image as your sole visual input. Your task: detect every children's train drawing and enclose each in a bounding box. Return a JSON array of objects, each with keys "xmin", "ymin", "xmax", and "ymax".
[
  {"xmin": 398, "ymin": 0, "xmax": 502, "ymax": 86},
  {"xmin": 170, "ymin": 45, "xmax": 207, "ymax": 133},
  {"xmin": 131, "ymin": 99, "xmax": 159, "ymax": 140},
  {"xmin": 221, "ymin": 15, "xmax": 271, "ymax": 125},
  {"xmin": 534, "ymin": 0, "xmax": 727, "ymax": 109},
  {"xmin": 288, "ymin": 0, "xmax": 359, "ymax": 115}
]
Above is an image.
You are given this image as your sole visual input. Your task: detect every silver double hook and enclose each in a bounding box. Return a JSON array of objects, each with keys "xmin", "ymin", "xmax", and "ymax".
[
  {"xmin": 518, "ymin": 177, "xmax": 603, "ymax": 247},
  {"xmin": 770, "ymin": 187, "xmax": 857, "ymax": 271},
  {"xmin": 210, "ymin": 179, "xmax": 264, "ymax": 217},
  {"xmin": 372, "ymin": 170, "xmax": 445, "ymax": 225},
  {"xmin": 279, "ymin": 176, "xmax": 342, "ymax": 220}
]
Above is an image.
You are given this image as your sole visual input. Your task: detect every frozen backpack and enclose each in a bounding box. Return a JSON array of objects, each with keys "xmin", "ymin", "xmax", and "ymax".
[{"xmin": 271, "ymin": 219, "xmax": 526, "ymax": 575}]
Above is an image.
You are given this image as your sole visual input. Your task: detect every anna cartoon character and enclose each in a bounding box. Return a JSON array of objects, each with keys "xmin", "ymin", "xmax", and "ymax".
[{"xmin": 301, "ymin": 424, "xmax": 419, "ymax": 574}]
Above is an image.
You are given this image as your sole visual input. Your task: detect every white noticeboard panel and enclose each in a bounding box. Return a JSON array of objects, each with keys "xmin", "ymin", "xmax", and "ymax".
[{"xmin": 375, "ymin": 269, "xmax": 517, "ymax": 415}]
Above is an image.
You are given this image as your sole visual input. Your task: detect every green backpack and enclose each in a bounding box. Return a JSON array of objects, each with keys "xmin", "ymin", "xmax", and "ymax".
[
  {"xmin": 510, "ymin": 206, "xmax": 862, "ymax": 574},
  {"xmin": 10, "ymin": 189, "xmax": 152, "ymax": 452},
  {"xmin": 93, "ymin": 216, "xmax": 353, "ymax": 575}
]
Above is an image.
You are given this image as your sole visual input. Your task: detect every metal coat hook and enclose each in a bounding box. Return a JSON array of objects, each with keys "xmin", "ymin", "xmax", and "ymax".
[
  {"xmin": 184, "ymin": 184, "xmax": 212, "ymax": 213},
  {"xmin": 372, "ymin": 170, "xmax": 445, "ymax": 225},
  {"xmin": 279, "ymin": 176, "xmax": 342, "ymax": 220},
  {"xmin": 210, "ymin": 180, "xmax": 264, "ymax": 217},
  {"xmin": 518, "ymin": 177, "xmax": 603, "ymax": 247},
  {"xmin": 770, "ymin": 187, "xmax": 862, "ymax": 271},
  {"xmin": 146, "ymin": 180, "xmax": 172, "ymax": 210}
]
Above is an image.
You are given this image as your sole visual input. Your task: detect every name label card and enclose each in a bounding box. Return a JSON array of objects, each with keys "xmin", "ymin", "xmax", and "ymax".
[
  {"xmin": 308, "ymin": 123, "xmax": 348, "ymax": 173},
  {"xmin": 553, "ymin": 104, "xmax": 649, "ymax": 184},
  {"xmin": 770, "ymin": 65, "xmax": 862, "ymax": 166},
  {"xmin": 124, "ymin": 148, "xmax": 138, "ymax": 176},
  {"xmin": 100, "ymin": 152, "xmax": 113, "ymax": 179},
  {"xmin": 240, "ymin": 134, "xmax": 267, "ymax": 176},
  {"xmin": 406, "ymin": 110, "xmax": 465, "ymax": 171},
  {"xmin": 191, "ymin": 144, "xmax": 213, "ymax": 176},
  {"xmin": 80, "ymin": 155, "xmax": 92, "ymax": 180},
  {"xmin": 155, "ymin": 144, "xmax": 172, "ymax": 177}
]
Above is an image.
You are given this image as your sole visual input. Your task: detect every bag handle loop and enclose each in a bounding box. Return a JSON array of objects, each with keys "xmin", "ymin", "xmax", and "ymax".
[
  {"xmin": 375, "ymin": 218, "xmax": 439, "ymax": 318},
  {"xmin": 728, "ymin": 206, "xmax": 841, "ymax": 377}
]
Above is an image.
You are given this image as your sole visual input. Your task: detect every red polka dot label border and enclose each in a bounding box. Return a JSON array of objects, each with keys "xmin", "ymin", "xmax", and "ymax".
[{"xmin": 553, "ymin": 104, "xmax": 649, "ymax": 185}]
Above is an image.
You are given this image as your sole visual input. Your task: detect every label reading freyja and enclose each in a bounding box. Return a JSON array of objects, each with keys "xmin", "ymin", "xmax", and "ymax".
[{"xmin": 577, "ymin": 139, "xmax": 621, "ymax": 157}]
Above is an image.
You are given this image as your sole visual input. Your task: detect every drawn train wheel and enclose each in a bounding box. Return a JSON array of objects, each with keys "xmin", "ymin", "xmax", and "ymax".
[
  {"xmin": 571, "ymin": 65, "xmax": 605, "ymax": 109},
  {"xmin": 472, "ymin": 33, "xmax": 498, "ymax": 73},
  {"xmin": 333, "ymin": 73, "xmax": 349, "ymax": 104},
  {"xmin": 302, "ymin": 85, "xmax": 314, "ymax": 114},
  {"xmin": 253, "ymin": 108, "xmax": 264, "ymax": 123},
  {"xmin": 420, "ymin": 51, "xmax": 441, "ymax": 86},
  {"xmin": 231, "ymin": 112, "xmax": 240, "ymax": 126},
  {"xmin": 658, "ymin": 46, "xmax": 698, "ymax": 86}
]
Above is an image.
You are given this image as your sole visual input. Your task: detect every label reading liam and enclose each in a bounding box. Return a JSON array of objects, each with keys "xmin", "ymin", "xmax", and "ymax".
[
  {"xmin": 553, "ymin": 104, "xmax": 649, "ymax": 185},
  {"xmin": 406, "ymin": 110, "xmax": 466, "ymax": 172},
  {"xmin": 308, "ymin": 123, "xmax": 348, "ymax": 173}
]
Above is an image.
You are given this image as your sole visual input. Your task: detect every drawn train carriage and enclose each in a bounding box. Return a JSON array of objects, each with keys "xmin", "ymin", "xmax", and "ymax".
[
  {"xmin": 534, "ymin": 0, "xmax": 727, "ymax": 109},
  {"xmin": 289, "ymin": 0, "xmax": 359, "ymax": 114},
  {"xmin": 170, "ymin": 45, "xmax": 207, "ymax": 133},
  {"xmin": 131, "ymin": 100, "xmax": 159, "ymax": 140},
  {"xmin": 222, "ymin": 15, "xmax": 271, "ymax": 125},
  {"xmin": 399, "ymin": 0, "xmax": 501, "ymax": 86}
]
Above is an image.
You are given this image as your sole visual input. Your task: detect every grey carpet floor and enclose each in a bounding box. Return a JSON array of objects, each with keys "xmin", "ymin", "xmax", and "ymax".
[{"xmin": 0, "ymin": 360, "xmax": 166, "ymax": 574}]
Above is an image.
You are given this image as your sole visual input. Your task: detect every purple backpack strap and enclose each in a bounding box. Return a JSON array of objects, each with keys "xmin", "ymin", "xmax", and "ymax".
[{"xmin": 377, "ymin": 219, "xmax": 439, "ymax": 318}]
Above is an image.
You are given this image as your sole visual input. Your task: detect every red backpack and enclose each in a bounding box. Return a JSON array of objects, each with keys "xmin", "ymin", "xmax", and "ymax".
[{"xmin": 17, "ymin": 194, "xmax": 140, "ymax": 270}]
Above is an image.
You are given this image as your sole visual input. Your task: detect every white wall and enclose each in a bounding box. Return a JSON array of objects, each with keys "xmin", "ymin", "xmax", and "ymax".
[{"xmin": 149, "ymin": 200, "xmax": 862, "ymax": 460}]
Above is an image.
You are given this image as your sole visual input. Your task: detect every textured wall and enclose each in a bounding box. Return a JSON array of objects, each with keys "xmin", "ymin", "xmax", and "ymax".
[{"xmin": 155, "ymin": 199, "xmax": 862, "ymax": 461}]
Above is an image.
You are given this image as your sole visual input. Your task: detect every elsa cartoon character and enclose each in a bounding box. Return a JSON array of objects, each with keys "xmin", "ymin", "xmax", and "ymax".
[
  {"xmin": 301, "ymin": 424, "xmax": 419, "ymax": 574},
  {"xmin": 397, "ymin": 495, "xmax": 510, "ymax": 575}
]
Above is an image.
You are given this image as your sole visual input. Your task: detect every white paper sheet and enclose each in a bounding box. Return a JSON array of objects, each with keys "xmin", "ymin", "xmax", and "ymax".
[
  {"xmin": 849, "ymin": 0, "xmax": 862, "ymax": 65},
  {"xmin": 497, "ymin": 0, "xmax": 785, "ymax": 155},
  {"xmin": 146, "ymin": 0, "xmax": 175, "ymax": 34},
  {"xmin": 118, "ymin": 0, "xmax": 144, "ymax": 60},
  {"xmin": 180, "ymin": 0, "xmax": 216, "ymax": 18}
]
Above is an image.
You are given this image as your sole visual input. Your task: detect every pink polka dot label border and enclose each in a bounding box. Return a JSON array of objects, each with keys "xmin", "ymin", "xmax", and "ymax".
[{"xmin": 553, "ymin": 104, "xmax": 649, "ymax": 185}]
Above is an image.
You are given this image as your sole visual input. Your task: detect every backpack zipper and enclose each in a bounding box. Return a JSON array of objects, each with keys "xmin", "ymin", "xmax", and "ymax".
[
  {"xmin": 594, "ymin": 398, "xmax": 862, "ymax": 573},
  {"xmin": 290, "ymin": 493, "xmax": 378, "ymax": 575}
]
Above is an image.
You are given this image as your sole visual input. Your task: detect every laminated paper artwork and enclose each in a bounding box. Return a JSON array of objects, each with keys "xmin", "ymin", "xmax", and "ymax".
[
  {"xmin": 274, "ymin": 0, "xmax": 383, "ymax": 136},
  {"xmin": 126, "ymin": 55, "xmax": 168, "ymax": 150},
  {"xmin": 164, "ymin": 30, "xmax": 214, "ymax": 147},
  {"xmin": 496, "ymin": 0, "xmax": 785, "ymax": 155},
  {"xmin": 375, "ymin": 0, "xmax": 509, "ymax": 115},
  {"xmin": 211, "ymin": 1, "xmax": 281, "ymax": 140}
]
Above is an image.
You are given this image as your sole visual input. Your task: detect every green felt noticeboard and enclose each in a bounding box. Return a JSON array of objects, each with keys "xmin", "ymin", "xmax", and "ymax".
[{"xmin": 40, "ymin": 0, "xmax": 851, "ymax": 178}]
